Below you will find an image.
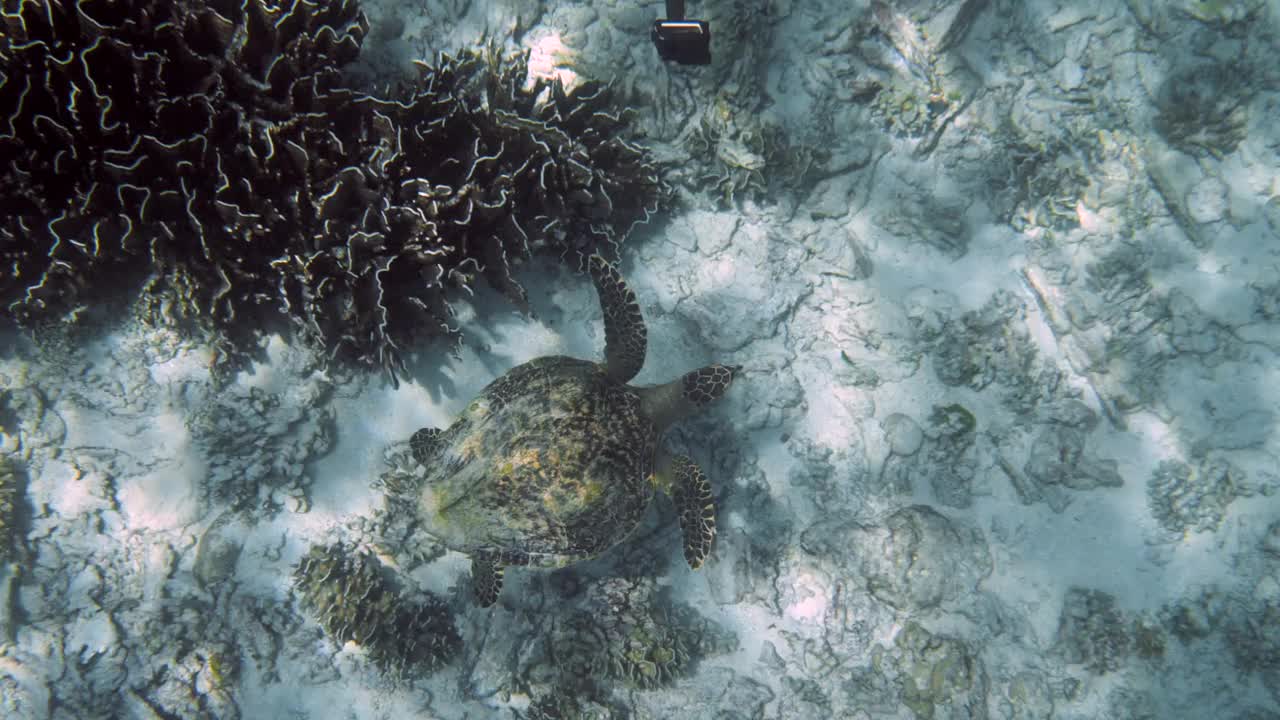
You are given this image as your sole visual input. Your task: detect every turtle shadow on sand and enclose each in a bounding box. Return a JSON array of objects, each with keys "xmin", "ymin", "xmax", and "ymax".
[
  {"xmin": 400, "ymin": 257, "xmax": 594, "ymax": 406},
  {"xmin": 398, "ymin": 285, "xmax": 523, "ymax": 406}
]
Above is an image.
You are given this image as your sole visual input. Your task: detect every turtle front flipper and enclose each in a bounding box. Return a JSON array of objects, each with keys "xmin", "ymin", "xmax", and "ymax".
[
  {"xmin": 589, "ymin": 254, "xmax": 647, "ymax": 383},
  {"xmin": 471, "ymin": 554, "xmax": 504, "ymax": 607},
  {"xmin": 666, "ymin": 454, "xmax": 717, "ymax": 569},
  {"xmin": 411, "ymin": 427, "xmax": 443, "ymax": 465}
]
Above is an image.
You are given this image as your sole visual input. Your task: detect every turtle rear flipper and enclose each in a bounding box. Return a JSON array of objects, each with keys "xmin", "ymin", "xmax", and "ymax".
[
  {"xmin": 667, "ymin": 454, "xmax": 716, "ymax": 569},
  {"xmin": 589, "ymin": 254, "xmax": 647, "ymax": 383},
  {"xmin": 471, "ymin": 555, "xmax": 504, "ymax": 607}
]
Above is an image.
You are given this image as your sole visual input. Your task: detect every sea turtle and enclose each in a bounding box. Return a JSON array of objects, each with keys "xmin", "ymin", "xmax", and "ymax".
[{"xmin": 404, "ymin": 255, "xmax": 738, "ymax": 607}]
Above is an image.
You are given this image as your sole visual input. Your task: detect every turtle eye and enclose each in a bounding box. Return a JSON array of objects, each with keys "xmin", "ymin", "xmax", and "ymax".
[{"xmin": 681, "ymin": 364, "xmax": 736, "ymax": 406}]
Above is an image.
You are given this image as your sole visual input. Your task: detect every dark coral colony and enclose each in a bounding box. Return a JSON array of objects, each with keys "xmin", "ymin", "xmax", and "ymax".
[
  {"xmin": 2, "ymin": 0, "xmax": 671, "ymax": 679},
  {"xmin": 1, "ymin": 0, "xmax": 663, "ymax": 383}
]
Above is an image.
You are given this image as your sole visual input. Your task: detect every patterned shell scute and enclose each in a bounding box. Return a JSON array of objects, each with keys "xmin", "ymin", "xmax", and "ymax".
[{"xmin": 420, "ymin": 356, "xmax": 660, "ymax": 566}]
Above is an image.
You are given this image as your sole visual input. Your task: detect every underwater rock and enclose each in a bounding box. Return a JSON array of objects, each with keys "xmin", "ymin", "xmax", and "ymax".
[
  {"xmin": 777, "ymin": 676, "xmax": 835, "ymax": 718},
  {"xmin": 786, "ymin": 435, "xmax": 870, "ymax": 510},
  {"xmin": 929, "ymin": 295, "xmax": 1014, "ymax": 386},
  {"xmin": 293, "ymin": 542, "xmax": 460, "ymax": 674},
  {"xmin": 1262, "ymin": 521, "xmax": 1280, "ymax": 558},
  {"xmin": 922, "ymin": 290, "xmax": 1076, "ymax": 420},
  {"xmin": 1000, "ymin": 670, "xmax": 1055, "ymax": 720},
  {"xmin": 637, "ymin": 666, "xmax": 774, "ymax": 719},
  {"xmin": 526, "ymin": 688, "xmax": 618, "ymax": 720},
  {"xmin": 855, "ymin": 1, "xmax": 970, "ymax": 153},
  {"xmin": 924, "ymin": 404, "xmax": 979, "ymax": 508},
  {"xmin": 873, "ymin": 192, "xmax": 970, "ymax": 259},
  {"xmin": 887, "ymin": 622, "xmax": 988, "ymax": 720},
  {"xmin": 882, "ymin": 413, "xmax": 925, "ymax": 457},
  {"xmin": 800, "ymin": 505, "xmax": 992, "ymax": 613},
  {"xmin": 1130, "ymin": 614, "xmax": 1167, "ymax": 661},
  {"xmin": 1024, "ymin": 425, "xmax": 1122, "ymax": 491},
  {"xmin": 0, "ymin": 652, "xmax": 51, "ymax": 720},
  {"xmin": 193, "ymin": 512, "xmax": 246, "ymax": 590},
  {"xmin": 1148, "ymin": 457, "xmax": 1246, "ymax": 535},
  {"xmin": 1, "ymin": 386, "xmax": 66, "ymax": 453},
  {"xmin": 1054, "ymin": 587, "xmax": 1130, "ymax": 674},
  {"xmin": 1222, "ymin": 590, "xmax": 1280, "ymax": 674},
  {"xmin": 0, "ymin": 456, "xmax": 19, "ymax": 563},
  {"xmin": 1159, "ymin": 586, "xmax": 1228, "ymax": 644}
]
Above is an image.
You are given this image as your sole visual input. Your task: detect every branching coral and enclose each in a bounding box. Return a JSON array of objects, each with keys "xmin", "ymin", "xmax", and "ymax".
[
  {"xmin": 0, "ymin": 0, "xmax": 663, "ymax": 382},
  {"xmin": 293, "ymin": 541, "xmax": 459, "ymax": 674}
]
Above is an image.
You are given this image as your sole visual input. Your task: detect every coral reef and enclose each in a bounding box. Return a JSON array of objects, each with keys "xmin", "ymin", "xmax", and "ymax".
[
  {"xmin": 1001, "ymin": 671, "xmax": 1055, "ymax": 720},
  {"xmin": 684, "ymin": 94, "xmax": 826, "ymax": 207},
  {"xmin": 923, "ymin": 291, "xmax": 1041, "ymax": 397},
  {"xmin": 1148, "ymin": 457, "xmax": 1246, "ymax": 535},
  {"xmin": 548, "ymin": 576, "xmax": 735, "ymax": 691},
  {"xmin": 0, "ymin": 0, "xmax": 663, "ymax": 381},
  {"xmin": 1055, "ymin": 587, "xmax": 1130, "ymax": 674},
  {"xmin": 0, "ymin": 456, "xmax": 17, "ymax": 562},
  {"xmin": 185, "ymin": 361, "xmax": 335, "ymax": 512},
  {"xmin": 800, "ymin": 505, "xmax": 992, "ymax": 613},
  {"xmin": 1023, "ymin": 425, "xmax": 1122, "ymax": 491},
  {"xmin": 858, "ymin": 2, "xmax": 965, "ymax": 149},
  {"xmin": 0, "ymin": 0, "xmax": 368, "ymax": 336},
  {"xmin": 995, "ymin": 133, "xmax": 1095, "ymax": 231},
  {"xmin": 293, "ymin": 542, "xmax": 460, "ymax": 674},
  {"xmin": 888, "ymin": 622, "xmax": 988, "ymax": 720},
  {"xmin": 1159, "ymin": 587, "xmax": 1227, "ymax": 644},
  {"xmin": 925, "ymin": 403, "xmax": 979, "ymax": 508},
  {"xmin": 1130, "ymin": 616, "xmax": 1167, "ymax": 661},
  {"xmin": 1223, "ymin": 592, "xmax": 1280, "ymax": 674},
  {"xmin": 1153, "ymin": 62, "xmax": 1251, "ymax": 159},
  {"xmin": 525, "ymin": 686, "xmax": 618, "ymax": 720}
]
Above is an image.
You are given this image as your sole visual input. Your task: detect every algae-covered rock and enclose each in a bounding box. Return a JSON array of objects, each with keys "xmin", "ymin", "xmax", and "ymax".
[
  {"xmin": 1148, "ymin": 457, "xmax": 1246, "ymax": 535},
  {"xmin": 1002, "ymin": 670, "xmax": 1054, "ymax": 720},
  {"xmin": 1055, "ymin": 587, "xmax": 1129, "ymax": 674},
  {"xmin": 548, "ymin": 576, "xmax": 736, "ymax": 690},
  {"xmin": 0, "ymin": 457, "xmax": 16, "ymax": 563},
  {"xmin": 890, "ymin": 622, "xmax": 988, "ymax": 720},
  {"xmin": 802, "ymin": 505, "xmax": 992, "ymax": 613},
  {"xmin": 293, "ymin": 542, "xmax": 460, "ymax": 674}
]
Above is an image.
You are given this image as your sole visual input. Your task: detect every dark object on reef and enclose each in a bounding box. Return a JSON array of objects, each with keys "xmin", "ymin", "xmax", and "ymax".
[
  {"xmin": 651, "ymin": 0, "xmax": 711, "ymax": 65},
  {"xmin": 0, "ymin": 0, "xmax": 663, "ymax": 381},
  {"xmin": 293, "ymin": 541, "xmax": 460, "ymax": 673}
]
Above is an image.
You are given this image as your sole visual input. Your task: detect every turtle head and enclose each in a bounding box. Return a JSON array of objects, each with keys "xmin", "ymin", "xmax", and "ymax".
[{"xmin": 639, "ymin": 364, "xmax": 740, "ymax": 430}]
